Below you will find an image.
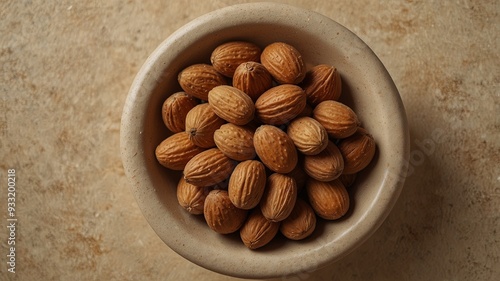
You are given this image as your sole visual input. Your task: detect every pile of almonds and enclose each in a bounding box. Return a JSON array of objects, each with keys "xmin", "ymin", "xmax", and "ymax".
[{"xmin": 155, "ymin": 41, "xmax": 376, "ymax": 250}]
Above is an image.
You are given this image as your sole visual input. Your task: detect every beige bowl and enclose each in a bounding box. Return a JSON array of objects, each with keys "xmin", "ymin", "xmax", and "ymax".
[{"xmin": 121, "ymin": 2, "xmax": 409, "ymax": 279}]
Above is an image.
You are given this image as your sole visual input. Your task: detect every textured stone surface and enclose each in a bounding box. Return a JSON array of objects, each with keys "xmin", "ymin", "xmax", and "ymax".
[{"xmin": 0, "ymin": 0, "xmax": 498, "ymax": 280}]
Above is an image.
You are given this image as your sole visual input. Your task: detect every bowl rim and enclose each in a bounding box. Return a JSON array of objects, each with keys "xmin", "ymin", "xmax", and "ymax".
[{"xmin": 121, "ymin": 2, "xmax": 410, "ymax": 279}]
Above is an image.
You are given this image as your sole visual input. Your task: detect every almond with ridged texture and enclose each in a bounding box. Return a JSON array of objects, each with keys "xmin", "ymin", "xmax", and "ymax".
[
  {"xmin": 255, "ymin": 84, "xmax": 306, "ymax": 125},
  {"xmin": 306, "ymin": 178, "xmax": 349, "ymax": 220},
  {"xmin": 240, "ymin": 208, "xmax": 280, "ymax": 249},
  {"xmin": 260, "ymin": 42, "xmax": 306, "ymax": 84},
  {"xmin": 303, "ymin": 141, "xmax": 344, "ymax": 182},
  {"xmin": 300, "ymin": 64, "xmax": 342, "ymax": 106},
  {"xmin": 161, "ymin": 92, "xmax": 198, "ymax": 133},
  {"xmin": 208, "ymin": 85, "xmax": 255, "ymax": 125},
  {"xmin": 176, "ymin": 177, "xmax": 211, "ymax": 215},
  {"xmin": 210, "ymin": 41, "xmax": 262, "ymax": 77},
  {"xmin": 214, "ymin": 123, "xmax": 255, "ymax": 161},
  {"xmin": 253, "ymin": 125, "xmax": 298, "ymax": 173},
  {"xmin": 338, "ymin": 127, "xmax": 376, "ymax": 174},
  {"xmin": 155, "ymin": 132, "xmax": 205, "ymax": 170},
  {"xmin": 204, "ymin": 189, "xmax": 248, "ymax": 234},
  {"xmin": 183, "ymin": 148, "xmax": 236, "ymax": 187},
  {"xmin": 260, "ymin": 173, "xmax": 297, "ymax": 222},
  {"xmin": 287, "ymin": 116, "xmax": 328, "ymax": 155},
  {"xmin": 185, "ymin": 103, "xmax": 225, "ymax": 148},
  {"xmin": 228, "ymin": 160, "xmax": 266, "ymax": 210},
  {"xmin": 313, "ymin": 100, "xmax": 360, "ymax": 139},
  {"xmin": 233, "ymin": 61, "xmax": 273, "ymax": 101},
  {"xmin": 178, "ymin": 64, "xmax": 227, "ymax": 100},
  {"xmin": 280, "ymin": 198, "xmax": 316, "ymax": 240}
]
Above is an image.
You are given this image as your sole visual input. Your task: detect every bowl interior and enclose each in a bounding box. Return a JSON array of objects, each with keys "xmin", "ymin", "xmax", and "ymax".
[{"xmin": 121, "ymin": 3, "xmax": 409, "ymax": 279}]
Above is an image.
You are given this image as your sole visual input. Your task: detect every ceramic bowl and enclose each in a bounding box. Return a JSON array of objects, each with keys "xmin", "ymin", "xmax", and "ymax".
[{"xmin": 121, "ymin": 2, "xmax": 409, "ymax": 279}]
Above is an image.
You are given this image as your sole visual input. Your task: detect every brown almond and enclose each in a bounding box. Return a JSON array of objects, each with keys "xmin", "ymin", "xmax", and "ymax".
[
  {"xmin": 155, "ymin": 132, "xmax": 205, "ymax": 171},
  {"xmin": 255, "ymin": 84, "xmax": 306, "ymax": 125},
  {"xmin": 279, "ymin": 198, "xmax": 316, "ymax": 240},
  {"xmin": 338, "ymin": 127, "xmax": 376, "ymax": 174},
  {"xmin": 306, "ymin": 178, "xmax": 349, "ymax": 220},
  {"xmin": 210, "ymin": 41, "xmax": 262, "ymax": 77},
  {"xmin": 339, "ymin": 173, "xmax": 357, "ymax": 188},
  {"xmin": 260, "ymin": 42, "xmax": 306, "ymax": 84},
  {"xmin": 185, "ymin": 103, "xmax": 226, "ymax": 148},
  {"xmin": 253, "ymin": 125, "xmax": 298, "ymax": 174},
  {"xmin": 233, "ymin": 61, "xmax": 273, "ymax": 101},
  {"xmin": 286, "ymin": 164, "xmax": 309, "ymax": 194},
  {"xmin": 240, "ymin": 208, "xmax": 280, "ymax": 250},
  {"xmin": 260, "ymin": 173, "xmax": 297, "ymax": 222},
  {"xmin": 204, "ymin": 189, "xmax": 248, "ymax": 234},
  {"xmin": 287, "ymin": 116, "xmax": 329, "ymax": 155},
  {"xmin": 161, "ymin": 92, "xmax": 198, "ymax": 133},
  {"xmin": 303, "ymin": 141, "xmax": 344, "ymax": 182},
  {"xmin": 300, "ymin": 64, "xmax": 342, "ymax": 105},
  {"xmin": 183, "ymin": 148, "xmax": 236, "ymax": 187},
  {"xmin": 213, "ymin": 123, "xmax": 256, "ymax": 161},
  {"xmin": 228, "ymin": 160, "xmax": 266, "ymax": 210},
  {"xmin": 208, "ymin": 85, "xmax": 255, "ymax": 125},
  {"xmin": 178, "ymin": 64, "xmax": 227, "ymax": 100},
  {"xmin": 313, "ymin": 100, "xmax": 360, "ymax": 139},
  {"xmin": 176, "ymin": 177, "xmax": 211, "ymax": 215}
]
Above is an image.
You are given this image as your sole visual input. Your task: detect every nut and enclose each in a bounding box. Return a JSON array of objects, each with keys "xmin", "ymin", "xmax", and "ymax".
[
  {"xmin": 279, "ymin": 198, "xmax": 316, "ymax": 240},
  {"xmin": 228, "ymin": 160, "xmax": 266, "ymax": 210},
  {"xmin": 161, "ymin": 92, "xmax": 199, "ymax": 133},
  {"xmin": 232, "ymin": 61, "xmax": 273, "ymax": 101},
  {"xmin": 240, "ymin": 208, "xmax": 280, "ymax": 250},
  {"xmin": 303, "ymin": 141, "xmax": 344, "ymax": 182},
  {"xmin": 338, "ymin": 173, "xmax": 357, "ymax": 188},
  {"xmin": 213, "ymin": 123, "xmax": 256, "ymax": 161},
  {"xmin": 204, "ymin": 189, "xmax": 248, "ymax": 234},
  {"xmin": 208, "ymin": 85, "xmax": 255, "ymax": 125},
  {"xmin": 178, "ymin": 63, "xmax": 227, "ymax": 100},
  {"xmin": 185, "ymin": 103, "xmax": 226, "ymax": 148},
  {"xmin": 338, "ymin": 127, "xmax": 376, "ymax": 174},
  {"xmin": 255, "ymin": 84, "xmax": 306, "ymax": 125},
  {"xmin": 286, "ymin": 164, "xmax": 309, "ymax": 194},
  {"xmin": 210, "ymin": 41, "xmax": 262, "ymax": 77},
  {"xmin": 313, "ymin": 100, "xmax": 360, "ymax": 139},
  {"xmin": 287, "ymin": 116, "xmax": 328, "ymax": 155},
  {"xmin": 306, "ymin": 178, "xmax": 349, "ymax": 220},
  {"xmin": 183, "ymin": 148, "xmax": 236, "ymax": 187},
  {"xmin": 300, "ymin": 64, "xmax": 342, "ymax": 106},
  {"xmin": 155, "ymin": 132, "xmax": 205, "ymax": 171},
  {"xmin": 260, "ymin": 42, "xmax": 306, "ymax": 84},
  {"xmin": 176, "ymin": 177, "xmax": 211, "ymax": 215},
  {"xmin": 253, "ymin": 125, "xmax": 298, "ymax": 174},
  {"xmin": 260, "ymin": 173, "xmax": 297, "ymax": 222}
]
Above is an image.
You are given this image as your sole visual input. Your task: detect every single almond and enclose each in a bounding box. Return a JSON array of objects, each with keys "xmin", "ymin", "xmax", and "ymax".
[
  {"xmin": 313, "ymin": 100, "xmax": 360, "ymax": 139},
  {"xmin": 279, "ymin": 198, "xmax": 316, "ymax": 240},
  {"xmin": 183, "ymin": 148, "xmax": 236, "ymax": 187},
  {"xmin": 233, "ymin": 61, "xmax": 273, "ymax": 101},
  {"xmin": 178, "ymin": 64, "xmax": 227, "ymax": 100},
  {"xmin": 338, "ymin": 127, "xmax": 376, "ymax": 174},
  {"xmin": 260, "ymin": 173, "xmax": 297, "ymax": 222},
  {"xmin": 253, "ymin": 125, "xmax": 298, "ymax": 173},
  {"xmin": 306, "ymin": 178, "xmax": 349, "ymax": 220},
  {"xmin": 303, "ymin": 141, "xmax": 344, "ymax": 182},
  {"xmin": 161, "ymin": 92, "xmax": 198, "ymax": 133},
  {"xmin": 208, "ymin": 85, "xmax": 255, "ymax": 125},
  {"xmin": 287, "ymin": 116, "xmax": 329, "ymax": 155},
  {"xmin": 155, "ymin": 132, "xmax": 205, "ymax": 171},
  {"xmin": 210, "ymin": 41, "xmax": 262, "ymax": 77},
  {"xmin": 176, "ymin": 177, "xmax": 211, "ymax": 215},
  {"xmin": 255, "ymin": 84, "xmax": 306, "ymax": 125},
  {"xmin": 185, "ymin": 103, "xmax": 226, "ymax": 148},
  {"xmin": 300, "ymin": 64, "xmax": 342, "ymax": 105},
  {"xmin": 213, "ymin": 123, "xmax": 256, "ymax": 161},
  {"xmin": 240, "ymin": 208, "xmax": 280, "ymax": 250},
  {"xmin": 204, "ymin": 189, "xmax": 248, "ymax": 234},
  {"xmin": 228, "ymin": 160, "xmax": 266, "ymax": 210},
  {"xmin": 260, "ymin": 42, "xmax": 306, "ymax": 84}
]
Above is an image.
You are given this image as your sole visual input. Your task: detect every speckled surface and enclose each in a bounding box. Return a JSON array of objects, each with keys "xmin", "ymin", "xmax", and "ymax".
[{"xmin": 0, "ymin": 1, "xmax": 498, "ymax": 280}]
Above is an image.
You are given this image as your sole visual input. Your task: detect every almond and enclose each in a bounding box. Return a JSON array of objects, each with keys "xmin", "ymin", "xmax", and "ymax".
[
  {"xmin": 185, "ymin": 103, "xmax": 225, "ymax": 148},
  {"xmin": 155, "ymin": 132, "xmax": 205, "ymax": 171},
  {"xmin": 260, "ymin": 42, "xmax": 306, "ymax": 84},
  {"xmin": 253, "ymin": 125, "xmax": 298, "ymax": 174},
  {"xmin": 260, "ymin": 173, "xmax": 297, "ymax": 222},
  {"xmin": 286, "ymin": 164, "xmax": 309, "ymax": 194},
  {"xmin": 183, "ymin": 148, "xmax": 236, "ymax": 187},
  {"xmin": 339, "ymin": 173, "xmax": 357, "ymax": 188},
  {"xmin": 303, "ymin": 141, "xmax": 344, "ymax": 182},
  {"xmin": 313, "ymin": 100, "xmax": 360, "ymax": 139},
  {"xmin": 232, "ymin": 61, "xmax": 273, "ymax": 101},
  {"xmin": 161, "ymin": 92, "xmax": 198, "ymax": 133},
  {"xmin": 287, "ymin": 116, "xmax": 328, "ymax": 155},
  {"xmin": 204, "ymin": 189, "xmax": 248, "ymax": 234},
  {"xmin": 208, "ymin": 85, "xmax": 255, "ymax": 125},
  {"xmin": 178, "ymin": 64, "xmax": 227, "ymax": 100},
  {"xmin": 338, "ymin": 127, "xmax": 376, "ymax": 174},
  {"xmin": 240, "ymin": 208, "xmax": 280, "ymax": 250},
  {"xmin": 213, "ymin": 123, "xmax": 256, "ymax": 161},
  {"xmin": 306, "ymin": 178, "xmax": 349, "ymax": 220},
  {"xmin": 300, "ymin": 64, "xmax": 342, "ymax": 105},
  {"xmin": 279, "ymin": 198, "xmax": 316, "ymax": 240},
  {"xmin": 228, "ymin": 160, "xmax": 266, "ymax": 210},
  {"xmin": 210, "ymin": 41, "xmax": 262, "ymax": 77},
  {"xmin": 255, "ymin": 84, "xmax": 306, "ymax": 125},
  {"xmin": 176, "ymin": 177, "xmax": 211, "ymax": 215}
]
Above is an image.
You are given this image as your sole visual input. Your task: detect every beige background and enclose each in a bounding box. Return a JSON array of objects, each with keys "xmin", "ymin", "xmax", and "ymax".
[{"xmin": 1, "ymin": 0, "xmax": 499, "ymax": 280}]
